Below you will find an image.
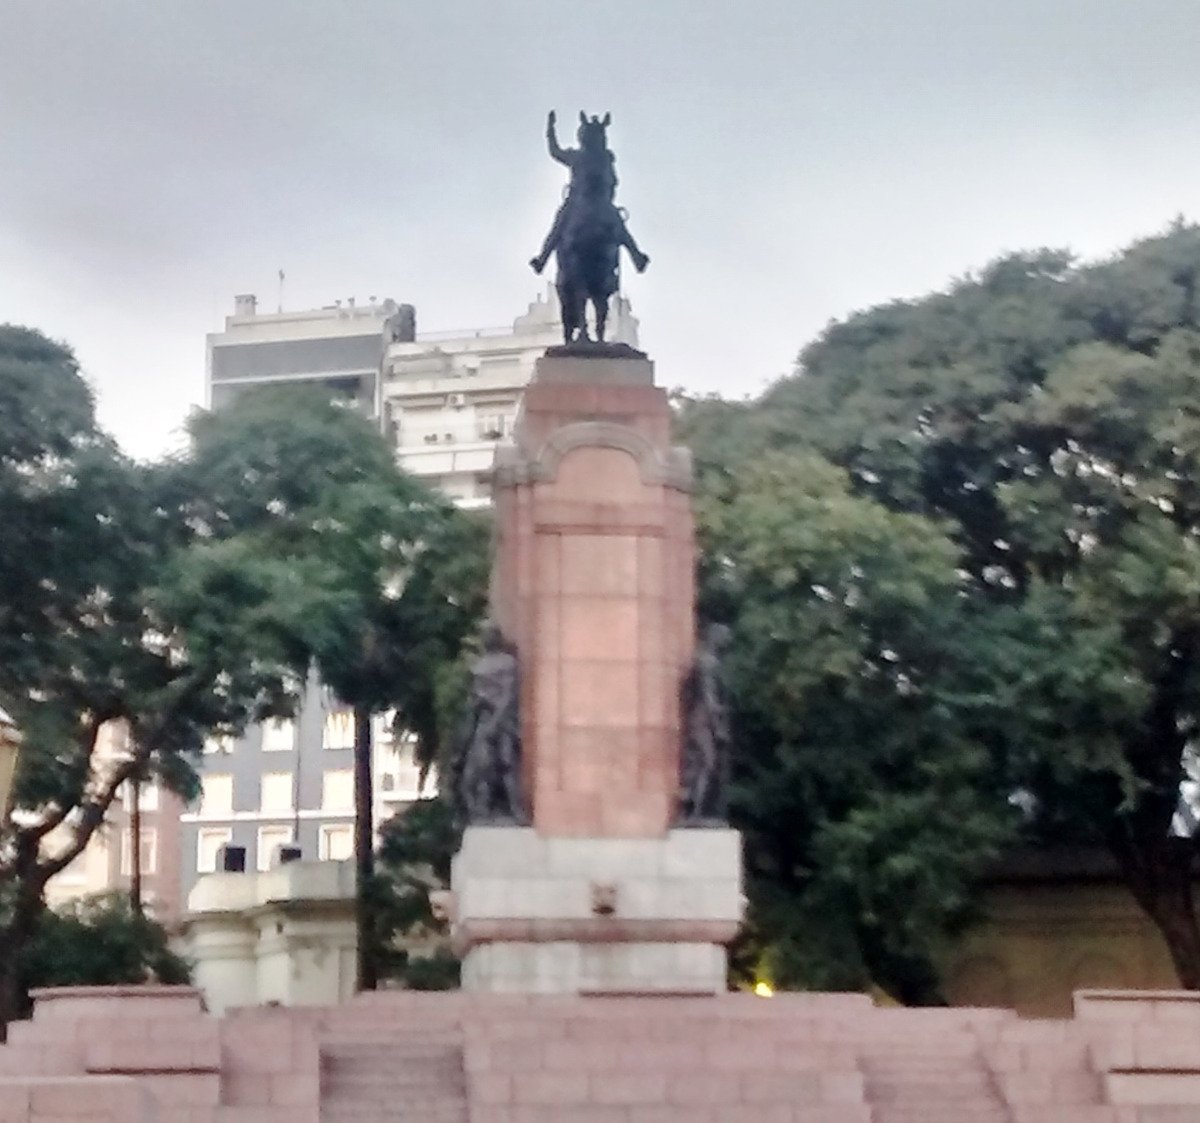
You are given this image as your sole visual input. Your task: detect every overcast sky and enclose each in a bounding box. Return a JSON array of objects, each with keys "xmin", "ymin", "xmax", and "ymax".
[{"xmin": 2, "ymin": 1, "xmax": 1200, "ymax": 458}]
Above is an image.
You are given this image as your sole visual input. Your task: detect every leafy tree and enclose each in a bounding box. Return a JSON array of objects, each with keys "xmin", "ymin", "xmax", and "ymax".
[
  {"xmin": 178, "ymin": 388, "xmax": 487, "ymax": 990},
  {"xmin": 0, "ymin": 333, "xmax": 333, "ymax": 1036},
  {"xmin": 695, "ymin": 451, "xmax": 1017, "ymax": 1001},
  {"xmin": 694, "ymin": 222, "xmax": 1200, "ymax": 989},
  {"xmin": 16, "ymin": 894, "xmax": 189, "ymax": 1011}
]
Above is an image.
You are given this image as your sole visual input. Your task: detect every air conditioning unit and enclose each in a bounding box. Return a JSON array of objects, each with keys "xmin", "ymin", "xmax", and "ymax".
[
  {"xmin": 446, "ymin": 393, "xmax": 467, "ymax": 409},
  {"xmin": 219, "ymin": 845, "xmax": 247, "ymax": 873}
]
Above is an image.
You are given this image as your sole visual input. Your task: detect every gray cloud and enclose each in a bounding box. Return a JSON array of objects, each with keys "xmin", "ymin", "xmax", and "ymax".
[{"xmin": 2, "ymin": 0, "xmax": 1200, "ymax": 454}]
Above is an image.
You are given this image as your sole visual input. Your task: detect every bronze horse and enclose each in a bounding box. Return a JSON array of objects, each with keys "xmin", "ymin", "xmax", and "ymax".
[{"xmin": 531, "ymin": 111, "xmax": 649, "ymax": 345}]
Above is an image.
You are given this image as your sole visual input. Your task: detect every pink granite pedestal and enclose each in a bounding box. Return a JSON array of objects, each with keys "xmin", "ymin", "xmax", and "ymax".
[{"xmin": 452, "ymin": 350, "xmax": 743, "ymax": 994}]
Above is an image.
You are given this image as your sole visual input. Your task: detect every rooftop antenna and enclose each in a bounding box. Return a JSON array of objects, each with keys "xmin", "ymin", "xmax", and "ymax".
[{"xmin": 277, "ymin": 268, "xmax": 285, "ymax": 313}]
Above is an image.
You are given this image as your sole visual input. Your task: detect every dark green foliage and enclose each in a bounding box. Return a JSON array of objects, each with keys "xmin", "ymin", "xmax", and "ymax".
[
  {"xmin": 180, "ymin": 388, "xmax": 488, "ymax": 989},
  {"xmin": 17, "ymin": 894, "xmax": 190, "ymax": 1011},
  {"xmin": 375, "ymin": 798, "xmax": 461, "ymax": 989},
  {"xmin": 679, "ymin": 222, "xmax": 1200, "ymax": 993},
  {"xmin": 180, "ymin": 387, "xmax": 490, "ymax": 769},
  {"xmin": 0, "ymin": 361, "xmax": 485, "ymax": 1027},
  {"xmin": 696, "ymin": 452, "xmax": 1016, "ymax": 1002}
]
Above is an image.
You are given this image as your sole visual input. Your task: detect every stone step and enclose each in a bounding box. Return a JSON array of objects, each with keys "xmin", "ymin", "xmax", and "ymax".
[
  {"xmin": 870, "ymin": 1084, "xmax": 1000, "ymax": 1101},
  {"xmin": 323, "ymin": 1073, "xmax": 466, "ymax": 1091},
  {"xmin": 324, "ymin": 1085, "xmax": 468, "ymax": 1099},
  {"xmin": 326, "ymin": 1094, "xmax": 470, "ymax": 1108},
  {"xmin": 323, "ymin": 1046, "xmax": 463, "ymax": 1062},
  {"xmin": 1008, "ymin": 1110, "xmax": 1122, "ymax": 1123},
  {"xmin": 323, "ymin": 1064, "xmax": 466, "ymax": 1081},
  {"xmin": 323, "ymin": 1111, "xmax": 467, "ymax": 1123},
  {"xmin": 874, "ymin": 1111, "xmax": 1009, "ymax": 1123},
  {"xmin": 318, "ymin": 1031, "xmax": 468, "ymax": 1123},
  {"xmin": 320, "ymin": 1033, "xmax": 463, "ymax": 1047}
]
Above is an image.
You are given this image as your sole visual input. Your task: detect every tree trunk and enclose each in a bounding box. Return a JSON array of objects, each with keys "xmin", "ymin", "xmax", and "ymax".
[
  {"xmin": 1152, "ymin": 884, "xmax": 1200, "ymax": 989},
  {"xmin": 129, "ymin": 777, "xmax": 143, "ymax": 917},
  {"xmin": 1110, "ymin": 630, "xmax": 1200, "ymax": 988},
  {"xmin": 353, "ymin": 702, "xmax": 377, "ymax": 991},
  {"xmin": 0, "ymin": 844, "xmax": 46, "ymax": 1042},
  {"xmin": 1112, "ymin": 825, "xmax": 1200, "ymax": 989}
]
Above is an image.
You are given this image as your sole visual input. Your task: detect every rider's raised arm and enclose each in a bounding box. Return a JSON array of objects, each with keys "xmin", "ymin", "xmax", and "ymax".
[{"xmin": 546, "ymin": 110, "xmax": 572, "ymax": 166}]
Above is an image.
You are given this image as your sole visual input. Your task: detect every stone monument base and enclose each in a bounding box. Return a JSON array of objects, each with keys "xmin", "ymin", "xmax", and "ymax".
[{"xmin": 450, "ymin": 826, "xmax": 741, "ymax": 994}]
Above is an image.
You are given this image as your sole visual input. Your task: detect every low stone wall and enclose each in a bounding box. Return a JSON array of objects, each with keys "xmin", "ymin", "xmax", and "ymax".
[{"xmin": 0, "ymin": 987, "xmax": 318, "ymax": 1123}]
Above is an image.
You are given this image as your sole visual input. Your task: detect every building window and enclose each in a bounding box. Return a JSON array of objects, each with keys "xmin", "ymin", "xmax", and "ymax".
[
  {"xmin": 257, "ymin": 826, "xmax": 293, "ymax": 872},
  {"xmin": 477, "ymin": 414, "xmax": 507, "ymax": 440},
  {"xmin": 323, "ymin": 707, "xmax": 355, "ymax": 750},
  {"xmin": 319, "ymin": 824, "xmax": 353, "ymax": 862},
  {"xmin": 322, "ymin": 769, "xmax": 354, "ymax": 812},
  {"xmin": 200, "ymin": 774, "xmax": 233, "ymax": 816},
  {"xmin": 121, "ymin": 827, "xmax": 157, "ymax": 876},
  {"xmin": 197, "ymin": 828, "xmax": 233, "ymax": 874},
  {"xmin": 261, "ymin": 718, "xmax": 295, "ymax": 753},
  {"xmin": 203, "ymin": 734, "xmax": 235, "ymax": 755},
  {"xmin": 260, "ymin": 772, "xmax": 293, "ymax": 814}
]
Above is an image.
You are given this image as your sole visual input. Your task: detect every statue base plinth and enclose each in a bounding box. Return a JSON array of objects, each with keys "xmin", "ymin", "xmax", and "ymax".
[
  {"xmin": 543, "ymin": 340, "xmax": 648, "ymax": 362},
  {"xmin": 489, "ymin": 352, "xmax": 694, "ymax": 838},
  {"xmin": 450, "ymin": 826, "xmax": 741, "ymax": 994}
]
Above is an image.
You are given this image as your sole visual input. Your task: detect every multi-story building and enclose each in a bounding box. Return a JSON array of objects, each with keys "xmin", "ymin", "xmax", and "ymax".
[
  {"xmin": 205, "ymin": 293, "xmax": 413, "ymax": 411},
  {"xmin": 180, "ymin": 677, "xmax": 426, "ymax": 901},
  {"xmin": 381, "ymin": 290, "xmax": 638, "ymax": 507}
]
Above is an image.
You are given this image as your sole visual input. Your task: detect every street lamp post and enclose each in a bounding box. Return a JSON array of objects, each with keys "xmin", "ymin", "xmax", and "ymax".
[{"xmin": 0, "ymin": 708, "xmax": 21, "ymax": 820}]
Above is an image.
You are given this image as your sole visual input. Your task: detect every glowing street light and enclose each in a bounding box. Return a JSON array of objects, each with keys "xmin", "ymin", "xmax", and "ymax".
[{"xmin": 0, "ymin": 707, "xmax": 21, "ymax": 820}]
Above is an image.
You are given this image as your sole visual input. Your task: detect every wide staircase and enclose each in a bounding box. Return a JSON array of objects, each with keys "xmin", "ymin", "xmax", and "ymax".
[
  {"xmin": 318, "ymin": 1002, "xmax": 469, "ymax": 1123},
  {"xmin": 3, "ymin": 985, "xmax": 1200, "ymax": 1120},
  {"xmin": 860, "ymin": 1035, "xmax": 1009, "ymax": 1123}
]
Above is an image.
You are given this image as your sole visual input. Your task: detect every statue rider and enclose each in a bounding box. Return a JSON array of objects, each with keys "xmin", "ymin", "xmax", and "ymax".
[{"xmin": 530, "ymin": 110, "xmax": 650, "ymax": 276}]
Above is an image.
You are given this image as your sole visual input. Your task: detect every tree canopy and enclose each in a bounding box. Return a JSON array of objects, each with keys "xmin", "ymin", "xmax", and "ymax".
[
  {"xmin": 178, "ymin": 387, "xmax": 488, "ymax": 988},
  {"xmin": 0, "ymin": 348, "xmax": 484, "ymax": 1027},
  {"xmin": 679, "ymin": 221, "xmax": 1200, "ymax": 993},
  {"xmin": 694, "ymin": 450, "xmax": 1017, "ymax": 1000}
]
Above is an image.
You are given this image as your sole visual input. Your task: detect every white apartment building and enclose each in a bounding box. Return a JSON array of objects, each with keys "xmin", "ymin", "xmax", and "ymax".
[
  {"xmin": 380, "ymin": 290, "xmax": 639, "ymax": 508},
  {"xmin": 205, "ymin": 287, "xmax": 641, "ymax": 504}
]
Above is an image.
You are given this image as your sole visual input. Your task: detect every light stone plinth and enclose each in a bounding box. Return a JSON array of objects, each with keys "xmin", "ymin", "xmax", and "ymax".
[
  {"xmin": 451, "ymin": 826, "xmax": 742, "ymax": 994},
  {"xmin": 183, "ymin": 859, "xmax": 356, "ymax": 1014}
]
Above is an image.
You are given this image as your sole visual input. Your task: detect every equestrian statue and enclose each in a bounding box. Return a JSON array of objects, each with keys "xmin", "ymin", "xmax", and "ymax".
[{"xmin": 530, "ymin": 110, "xmax": 650, "ymax": 346}]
